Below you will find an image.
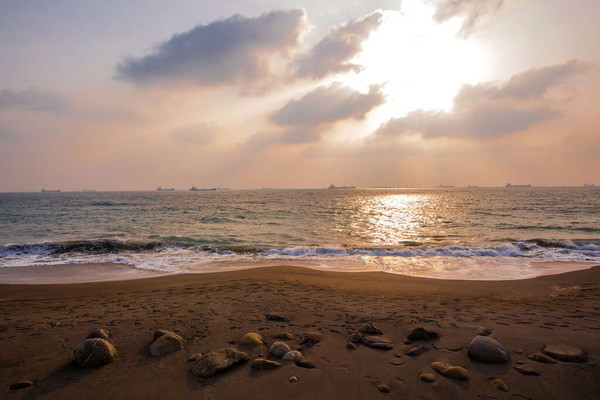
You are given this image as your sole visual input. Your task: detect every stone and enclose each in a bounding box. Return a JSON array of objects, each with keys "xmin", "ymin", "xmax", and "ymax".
[
  {"xmin": 467, "ymin": 336, "xmax": 509, "ymax": 363},
  {"xmin": 542, "ymin": 344, "xmax": 588, "ymax": 363},
  {"xmin": 492, "ymin": 378, "xmax": 509, "ymax": 392},
  {"xmin": 150, "ymin": 332, "xmax": 183, "ymax": 357},
  {"xmin": 514, "ymin": 365, "xmax": 540, "ymax": 376},
  {"xmin": 347, "ymin": 342, "xmax": 357, "ymax": 350},
  {"xmin": 269, "ymin": 341, "xmax": 291, "ymax": 358},
  {"xmin": 477, "ymin": 327, "xmax": 492, "ymax": 336},
  {"xmin": 9, "ymin": 381, "xmax": 34, "ymax": 390},
  {"xmin": 251, "ymin": 358, "xmax": 282, "ymax": 370},
  {"xmin": 407, "ymin": 327, "xmax": 439, "ymax": 341},
  {"xmin": 361, "ymin": 335, "xmax": 394, "ymax": 350},
  {"xmin": 188, "ymin": 353, "xmax": 202, "ymax": 362},
  {"xmin": 274, "ymin": 332, "xmax": 294, "ymax": 340},
  {"xmin": 420, "ymin": 373, "xmax": 436, "ymax": 382},
  {"xmin": 86, "ymin": 329, "xmax": 110, "ymax": 340},
  {"xmin": 282, "ymin": 350, "xmax": 303, "ymax": 361},
  {"xmin": 300, "ymin": 333, "xmax": 322, "ymax": 347},
  {"xmin": 289, "ymin": 376, "xmax": 298, "ymax": 383},
  {"xmin": 295, "ymin": 358, "xmax": 316, "ymax": 369},
  {"xmin": 377, "ymin": 384, "xmax": 391, "ymax": 393},
  {"xmin": 527, "ymin": 352, "xmax": 557, "ymax": 364},
  {"xmin": 265, "ymin": 313, "xmax": 291, "ymax": 322},
  {"xmin": 73, "ymin": 338, "xmax": 117, "ymax": 367},
  {"xmin": 431, "ymin": 361, "xmax": 468, "ymax": 380},
  {"xmin": 153, "ymin": 329, "xmax": 176, "ymax": 341},
  {"xmin": 359, "ymin": 323, "xmax": 383, "ymax": 335},
  {"xmin": 347, "ymin": 332, "xmax": 363, "ymax": 343},
  {"xmin": 191, "ymin": 348, "xmax": 249, "ymax": 377},
  {"xmin": 406, "ymin": 346, "xmax": 428, "ymax": 356},
  {"xmin": 239, "ymin": 332, "xmax": 263, "ymax": 346}
]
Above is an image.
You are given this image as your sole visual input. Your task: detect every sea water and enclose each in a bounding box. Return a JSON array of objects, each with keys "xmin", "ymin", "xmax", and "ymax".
[{"xmin": 0, "ymin": 187, "xmax": 598, "ymax": 280}]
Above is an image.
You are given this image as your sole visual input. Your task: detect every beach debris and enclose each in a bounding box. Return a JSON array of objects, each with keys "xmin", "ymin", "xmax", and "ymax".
[
  {"xmin": 282, "ymin": 350, "xmax": 303, "ymax": 361},
  {"xmin": 492, "ymin": 378, "xmax": 509, "ymax": 392},
  {"xmin": 9, "ymin": 381, "xmax": 34, "ymax": 390},
  {"xmin": 239, "ymin": 332, "xmax": 264, "ymax": 346},
  {"xmin": 191, "ymin": 348, "xmax": 249, "ymax": 377},
  {"xmin": 86, "ymin": 329, "xmax": 110, "ymax": 340},
  {"xmin": 419, "ymin": 373, "xmax": 437, "ymax": 382},
  {"xmin": 73, "ymin": 338, "xmax": 117, "ymax": 367},
  {"xmin": 361, "ymin": 335, "xmax": 394, "ymax": 350},
  {"xmin": 430, "ymin": 361, "xmax": 469, "ymax": 380},
  {"xmin": 377, "ymin": 384, "xmax": 391, "ymax": 393},
  {"xmin": 527, "ymin": 352, "xmax": 557, "ymax": 364},
  {"xmin": 347, "ymin": 342, "xmax": 357, "ymax": 350},
  {"xmin": 476, "ymin": 326, "xmax": 492, "ymax": 336},
  {"xmin": 251, "ymin": 358, "xmax": 282, "ymax": 370},
  {"xmin": 407, "ymin": 327, "xmax": 439, "ymax": 341},
  {"xmin": 406, "ymin": 346, "xmax": 428, "ymax": 357},
  {"xmin": 359, "ymin": 323, "xmax": 383, "ymax": 335},
  {"xmin": 188, "ymin": 353, "xmax": 203, "ymax": 362},
  {"xmin": 542, "ymin": 344, "xmax": 588, "ymax": 363},
  {"xmin": 150, "ymin": 331, "xmax": 183, "ymax": 357},
  {"xmin": 347, "ymin": 332, "xmax": 363, "ymax": 343},
  {"xmin": 467, "ymin": 336, "xmax": 509, "ymax": 363},
  {"xmin": 274, "ymin": 332, "xmax": 294, "ymax": 340},
  {"xmin": 289, "ymin": 376, "xmax": 298, "ymax": 383},
  {"xmin": 300, "ymin": 332, "xmax": 322, "ymax": 348},
  {"xmin": 514, "ymin": 365, "xmax": 540, "ymax": 376},
  {"xmin": 265, "ymin": 313, "xmax": 291, "ymax": 322},
  {"xmin": 269, "ymin": 341, "xmax": 291, "ymax": 358},
  {"xmin": 295, "ymin": 357, "xmax": 316, "ymax": 369}
]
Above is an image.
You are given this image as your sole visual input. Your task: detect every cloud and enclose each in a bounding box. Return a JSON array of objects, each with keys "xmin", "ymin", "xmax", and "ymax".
[
  {"xmin": 171, "ymin": 123, "xmax": 220, "ymax": 144},
  {"xmin": 430, "ymin": 0, "xmax": 504, "ymax": 36},
  {"xmin": 116, "ymin": 9, "xmax": 306, "ymax": 90},
  {"xmin": 0, "ymin": 88, "xmax": 70, "ymax": 114},
  {"xmin": 270, "ymin": 82, "xmax": 385, "ymax": 143},
  {"xmin": 295, "ymin": 11, "xmax": 383, "ymax": 80},
  {"xmin": 376, "ymin": 60, "xmax": 588, "ymax": 138}
]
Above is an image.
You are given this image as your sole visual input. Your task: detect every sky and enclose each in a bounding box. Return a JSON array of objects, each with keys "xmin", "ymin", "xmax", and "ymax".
[{"xmin": 0, "ymin": 0, "xmax": 598, "ymax": 191}]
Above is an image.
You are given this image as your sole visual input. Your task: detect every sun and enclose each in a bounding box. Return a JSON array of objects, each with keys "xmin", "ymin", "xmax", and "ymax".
[{"xmin": 338, "ymin": 0, "xmax": 488, "ymax": 128}]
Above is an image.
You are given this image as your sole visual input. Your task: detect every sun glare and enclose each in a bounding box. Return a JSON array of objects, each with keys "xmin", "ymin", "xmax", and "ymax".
[{"xmin": 339, "ymin": 0, "xmax": 488, "ymax": 129}]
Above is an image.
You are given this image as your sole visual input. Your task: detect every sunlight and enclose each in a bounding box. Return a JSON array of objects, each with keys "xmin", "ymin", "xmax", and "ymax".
[{"xmin": 339, "ymin": 0, "xmax": 488, "ymax": 129}]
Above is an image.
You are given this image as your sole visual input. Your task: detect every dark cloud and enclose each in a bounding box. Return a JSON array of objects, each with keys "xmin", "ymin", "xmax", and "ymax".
[
  {"xmin": 171, "ymin": 123, "xmax": 219, "ymax": 144},
  {"xmin": 0, "ymin": 88, "xmax": 70, "ymax": 114},
  {"xmin": 295, "ymin": 11, "xmax": 383, "ymax": 80},
  {"xmin": 116, "ymin": 9, "xmax": 306, "ymax": 89},
  {"xmin": 430, "ymin": 0, "xmax": 504, "ymax": 36}
]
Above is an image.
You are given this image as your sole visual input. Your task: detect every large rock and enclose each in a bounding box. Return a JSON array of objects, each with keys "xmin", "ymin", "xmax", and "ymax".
[
  {"xmin": 73, "ymin": 338, "xmax": 117, "ymax": 367},
  {"xmin": 270, "ymin": 341, "xmax": 291, "ymax": 358},
  {"xmin": 542, "ymin": 344, "xmax": 588, "ymax": 363},
  {"xmin": 361, "ymin": 335, "xmax": 394, "ymax": 350},
  {"xmin": 150, "ymin": 332, "xmax": 184, "ymax": 357},
  {"xmin": 239, "ymin": 332, "xmax": 263, "ymax": 346},
  {"xmin": 86, "ymin": 329, "xmax": 110, "ymax": 340},
  {"xmin": 191, "ymin": 348, "xmax": 249, "ymax": 377},
  {"xmin": 467, "ymin": 336, "xmax": 509, "ymax": 363},
  {"xmin": 407, "ymin": 328, "xmax": 439, "ymax": 341},
  {"xmin": 431, "ymin": 361, "xmax": 468, "ymax": 380},
  {"xmin": 153, "ymin": 329, "xmax": 177, "ymax": 341}
]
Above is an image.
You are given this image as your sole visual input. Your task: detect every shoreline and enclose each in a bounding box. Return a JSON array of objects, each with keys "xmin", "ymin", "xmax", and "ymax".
[{"xmin": 1, "ymin": 265, "xmax": 599, "ymax": 399}]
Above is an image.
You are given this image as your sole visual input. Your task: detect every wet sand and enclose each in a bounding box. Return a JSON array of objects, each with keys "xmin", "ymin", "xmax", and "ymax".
[{"xmin": 1, "ymin": 264, "xmax": 599, "ymax": 399}]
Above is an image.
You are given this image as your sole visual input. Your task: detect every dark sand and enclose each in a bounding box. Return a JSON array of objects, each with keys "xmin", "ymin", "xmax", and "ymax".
[{"xmin": 0, "ymin": 264, "xmax": 599, "ymax": 399}]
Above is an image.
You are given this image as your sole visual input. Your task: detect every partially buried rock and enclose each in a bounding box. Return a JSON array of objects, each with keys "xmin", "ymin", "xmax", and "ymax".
[
  {"xmin": 361, "ymin": 335, "xmax": 394, "ymax": 350},
  {"xmin": 406, "ymin": 346, "xmax": 428, "ymax": 356},
  {"xmin": 476, "ymin": 327, "xmax": 492, "ymax": 336},
  {"xmin": 289, "ymin": 376, "xmax": 298, "ymax": 383},
  {"xmin": 347, "ymin": 342, "xmax": 357, "ymax": 350},
  {"xmin": 239, "ymin": 332, "xmax": 263, "ymax": 346},
  {"xmin": 282, "ymin": 350, "xmax": 302, "ymax": 361},
  {"xmin": 300, "ymin": 333, "xmax": 322, "ymax": 348},
  {"xmin": 150, "ymin": 332, "xmax": 184, "ymax": 357},
  {"xmin": 527, "ymin": 352, "xmax": 557, "ymax": 364},
  {"xmin": 153, "ymin": 329, "xmax": 176, "ymax": 341},
  {"xmin": 407, "ymin": 328, "xmax": 439, "ymax": 341},
  {"xmin": 492, "ymin": 378, "xmax": 509, "ymax": 392},
  {"xmin": 274, "ymin": 332, "xmax": 294, "ymax": 340},
  {"xmin": 269, "ymin": 341, "xmax": 291, "ymax": 358},
  {"xmin": 377, "ymin": 384, "xmax": 391, "ymax": 393},
  {"xmin": 347, "ymin": 332, "xmax": 363, "ymax": 343},
  {"xmin": 514, "ymin": 365, "xmax": 540, "ymax": 376},
  {"xmin": 86, "ymin": 329, "xmax": 110, "ymax": 340},
  {"xmin": 266, "ymin": 313, "xmax": 291, "ymax": 322},
  {"xmin": 9, "ymin": 381, "xmax": 34, "ymax": 390},
  {"xmin": 431, "ymin": 362, "xmax": 468, "ymax": 380},
  {"xmin": 251, "ymin": 358, "xmax": 282, "ymax": 370},
  {"xmin": 191, "ymin": 348, "xmax": 249, "ymax": 377},
  {"xmin": 419, "ymin": 373, "xmax": 436, "ymax": 382},
  {"xmin": 73, "ymin": 338, "xmax": 117, "ymax": 367},
  {"xmin": 467, "ymin": 336, "xmax": 509, "ymax": 363},
  {"xmin": 359, "ymin": 323, "xmax": 383, "ymax": 335},
  {"xmin": 542, "ymin": 344, "xmax": 588, "ymax": 363},
  {"xmin": 295, "ymin": 358, "xmax": 316, "ymax": 369}
]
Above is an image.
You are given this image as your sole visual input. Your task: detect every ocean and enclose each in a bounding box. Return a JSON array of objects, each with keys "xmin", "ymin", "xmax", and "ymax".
[{"xmin": 1, "ymin": 187, "xmax": 599, "ymax": 280}]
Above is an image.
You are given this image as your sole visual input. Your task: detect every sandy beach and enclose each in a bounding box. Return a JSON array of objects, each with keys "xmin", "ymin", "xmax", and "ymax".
[{"xmin": 1, "ymin": 263, "xmax": 599, "ymax": 399}]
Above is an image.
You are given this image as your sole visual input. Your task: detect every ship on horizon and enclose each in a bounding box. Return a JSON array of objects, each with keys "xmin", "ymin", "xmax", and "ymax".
[
  {"xmin": 156, "ymin": 187, "xmax": 175, "ymax": 191},
  {"xmin": 583, "ymin": 183, "xmax": 596, "ymax": 187},
  {"xmin": 328, "ymin": 184, "xmax": 355, "ymax": 189},
  {"xmin": 190, "ymin": 186, "xmax": 216, "ymax": 191},
  {"xmin": 505, "ymin": 183, "xmax": 532, "ymax": 188},
  {"xmin": 41, "ymin": 189, "xmax": 61, "ymax": 192}
]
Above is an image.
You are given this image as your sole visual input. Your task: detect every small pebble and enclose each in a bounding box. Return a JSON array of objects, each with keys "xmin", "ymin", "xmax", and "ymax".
[
  {"xmin": 377, "ymin": 384, "xmax": 391, "ymax": 393},
  {"xmin": 347, "ymin": 342, "xmax": 357, "ymax": 350},
  {"xmin": 420, "ymin": 373, "xmax": 436, "ymax": 382},
  {"xmin": 492, "ymin": 378, "xmax": 509, "ymax": 392},
  {"xmin": 289, "ymin": 376, "xmax": 298, "ymax": 383},
  {"xmin": 9, "ymin": 381, "xmax": 34, "ymax": 390}
]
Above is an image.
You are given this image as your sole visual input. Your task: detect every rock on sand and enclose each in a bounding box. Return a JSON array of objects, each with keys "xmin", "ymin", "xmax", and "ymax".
[
  {"xmin": 191, "ymin": 348, "xmax": 249, "ymax": 377},
  {"xmin": 239, "ymin": 332, "xmax": 264, "ymax": 346},
  {"xmin": 467, "ymin": 336, "xmax": 509, "ymax": 363},
  {"xmin": 431, "ymin": 361, "xmax": 468, "ymax": 380},
  {"xmin": 251, "ymin": 358, "xmax": 282, "ymax": 370},
  {"xmin": 361, "ymin": 335, "xmax": 394, "ymax": 350},
  {"xmin": 150, "ymin": 331, "xmax": 184, "ymax": 357},
  {"xmin": 73, "ymin": 338, "xmax": 117, "ymax": 367},
  {"xmin": 542, "ymin": 344, "xmax": 588, "ymax": 363}
]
